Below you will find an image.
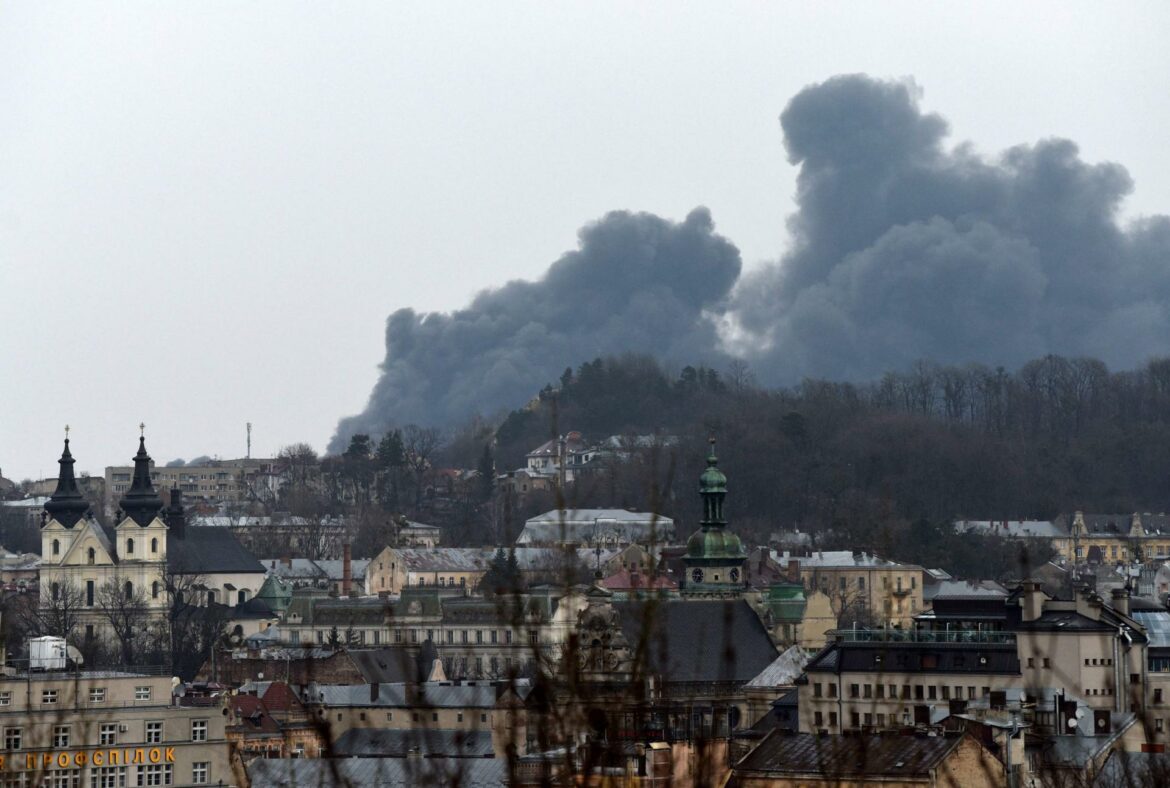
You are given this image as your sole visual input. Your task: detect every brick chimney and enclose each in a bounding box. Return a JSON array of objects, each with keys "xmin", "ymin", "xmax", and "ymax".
[
  {"xmin": 342, "ymin": 543, "xmax": 352, "ymax": 597},
  {"xmin": 1111, "ymin": 587, "xmax": 1131, "ymax": 616}
]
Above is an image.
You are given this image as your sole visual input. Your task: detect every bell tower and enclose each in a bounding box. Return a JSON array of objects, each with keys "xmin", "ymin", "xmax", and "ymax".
[{"xmin": 682, "ymin": 438, "xmax": 745, "ymax": 597}]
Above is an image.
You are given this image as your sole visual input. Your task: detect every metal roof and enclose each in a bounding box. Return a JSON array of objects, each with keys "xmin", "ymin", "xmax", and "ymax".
[
  {"xmin": 736, "ymin": 731, "xmax": 968, "ymax": 777},
  {"xmin": 744, "ymin": 645, "xmax": 808, "ymax": 688},
  {"xmin": 247, "ymin": 757, "xmax": 506, "ymax": 787},
  {"xmin": 333, "ymin": 728, "xmax": 495, "ymax": 758}
]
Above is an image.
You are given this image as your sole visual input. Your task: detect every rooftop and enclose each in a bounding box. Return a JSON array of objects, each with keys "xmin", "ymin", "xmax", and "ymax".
[{"xmin": 736, "ymin": 731, "xmax": 971, "ymax": 777}]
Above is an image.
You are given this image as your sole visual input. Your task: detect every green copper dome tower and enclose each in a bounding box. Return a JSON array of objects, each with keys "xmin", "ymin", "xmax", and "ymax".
[{"xmin": 683, "ymin": 437, "xmax": 745, "ymax": 597}]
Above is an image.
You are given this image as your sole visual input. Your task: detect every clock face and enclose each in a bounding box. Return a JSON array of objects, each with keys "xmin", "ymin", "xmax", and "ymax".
[
  {"xmin": 730, "ymin": 568, "xmax": 740, "ymax": 583},
  {"xmin": 691, "ymin": 568, "xmax": 704, "ymax": 583}
]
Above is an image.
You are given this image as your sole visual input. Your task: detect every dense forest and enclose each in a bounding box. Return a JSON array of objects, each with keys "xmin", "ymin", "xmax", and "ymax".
[{"xmin": 461, "ymin": 353, "xmax": 1170, "ymax": 574}]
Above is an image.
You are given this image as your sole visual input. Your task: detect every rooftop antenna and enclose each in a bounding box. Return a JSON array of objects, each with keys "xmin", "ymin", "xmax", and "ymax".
[{"xmin": 247, "ymin": 422, "xmax": 252, "ymax": 459}]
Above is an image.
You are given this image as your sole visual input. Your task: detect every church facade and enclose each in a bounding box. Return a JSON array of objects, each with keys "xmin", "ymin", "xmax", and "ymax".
[{"xmin": 39, "ymin": 433, "xmax": 266, "ymax": 647}]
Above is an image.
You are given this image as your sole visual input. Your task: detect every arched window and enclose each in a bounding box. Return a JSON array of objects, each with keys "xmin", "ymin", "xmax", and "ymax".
[
  {"xmin": 152, "ymin": 581, "xmax": 160, "ymax": 599},
  {"xmin": 126, "ymin": 538, "xmax": 135, "ymax": 555},
  {"xmin": 124, "ymin": 581, "xmax": 133, "ymax": 600},
  {"xmin": 87, "ymin": 547, "xmax": 95, "ymax": 565},
  {"xmin": 151, "ymin": 538, "xmax": 158, "ymax": 553},
  {"xmin": 52, "ymin": 539, "xmax": 60, "ymax": 556},
  {"xmin": 51, "ymin": 582, "xmax": 60, "ymax": 601}
]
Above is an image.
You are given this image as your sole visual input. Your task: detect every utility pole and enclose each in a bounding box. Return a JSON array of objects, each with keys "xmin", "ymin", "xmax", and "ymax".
[{"xmin": 246, "ymin": 422, "xmax": 252, "ymax": 459}]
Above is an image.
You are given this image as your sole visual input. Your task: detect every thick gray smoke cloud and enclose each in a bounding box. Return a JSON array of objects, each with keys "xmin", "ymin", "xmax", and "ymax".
[
  {"xmin": 330, "ymin": 208, "xmax": 740, "ymax": 450},
  {"xmin": 333, "ymin": 74, "xmax": 1170, "ymax": 448},
  {"xmin": 734, "ymin": 74, "xmax": 1170, "ymax": 381}
]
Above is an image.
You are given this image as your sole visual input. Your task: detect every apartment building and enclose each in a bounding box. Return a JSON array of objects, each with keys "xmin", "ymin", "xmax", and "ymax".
[
  {"xmin": 0, "ymin": 661, "xmax": 232, "ymax": 787},
  {"xmin": 105, "ymin": 458, "xmax": 275, "ymax": 509},
  {"xmin": 782, "ymin": 550, "xmax": 925, "ymax": 628},
  {"xmin": 798, "ymin": 584, "xmax": 1152, "ymax": 741}
]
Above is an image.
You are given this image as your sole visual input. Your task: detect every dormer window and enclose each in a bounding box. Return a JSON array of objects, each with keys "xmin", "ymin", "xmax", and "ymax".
[{"xmin": 126, "ymin": 538, "xmax": 135, "ymax": 555}]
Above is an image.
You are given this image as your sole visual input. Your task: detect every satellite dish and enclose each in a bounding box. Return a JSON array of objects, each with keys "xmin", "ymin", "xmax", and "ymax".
[{"xmin": 1067, "ymin": 718, "xmax": 1078, "ymax": 729}]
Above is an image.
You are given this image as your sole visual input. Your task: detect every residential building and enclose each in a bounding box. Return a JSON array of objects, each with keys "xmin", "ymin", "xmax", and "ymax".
[
  {"xmin": 782, "ymin": 550, "xmax": 925, "ymax": 627},
  {"xmin": 797, "ymin": 584, "xmax": 1152, "ymax": 742},
  {"xmin": 105, "ymin": 456, "xmax": 276, "ymax": 510},
  {"xmin": 752, "ymin": 583, "xmax": 836, "ymax": 651}
]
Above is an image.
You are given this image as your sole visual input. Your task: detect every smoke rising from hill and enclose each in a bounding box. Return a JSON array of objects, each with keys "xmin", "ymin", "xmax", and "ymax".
[
  {"xmin": 734, "ymin": 74, "xmax": 1170, "ymax": 382},
  {"xmin": 332, "ymin": 74, "xmax": 1170, "ymax": 450},
  {"xmin": 330, "ymin": 207, "xmax": 740, "ymax": 451}
]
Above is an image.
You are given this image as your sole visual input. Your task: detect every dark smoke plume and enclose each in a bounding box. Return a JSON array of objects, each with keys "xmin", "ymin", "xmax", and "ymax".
[
  {"xmin": 330, "ymin": 208, "xmax": 740, "ymax": 451},
  {"xmin": 333, "ymin": 74, "xmax": 1170, "ymax": 449},
  {"xmin": 734, "ymin": 74, "xmax": 1170, "ymax": 381}
]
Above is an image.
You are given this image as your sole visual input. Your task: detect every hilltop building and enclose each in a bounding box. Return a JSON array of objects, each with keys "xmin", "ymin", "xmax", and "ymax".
[{"xmin": 518, "ymin": 508, "xmax": 674, "ymax": 548}]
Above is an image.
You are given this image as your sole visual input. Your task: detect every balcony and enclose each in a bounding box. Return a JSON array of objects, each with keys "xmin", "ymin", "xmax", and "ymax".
[{"xmin": 834, "ymin": 628, "xmax": 1015, "ymax": 645}]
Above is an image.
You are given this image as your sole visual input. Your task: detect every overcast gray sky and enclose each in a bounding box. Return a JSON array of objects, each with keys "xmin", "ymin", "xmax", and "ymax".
[{"xmin": 2, "ymin": 2, "xmax": 1168, "ymax": 481}]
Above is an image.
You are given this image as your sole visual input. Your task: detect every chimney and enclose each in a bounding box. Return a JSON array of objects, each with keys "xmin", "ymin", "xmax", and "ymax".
[
  {"xmin": 1021, "ymin": 582, "xmax": 1045, "ymax": 622},
  {"xmin": 1111, "ymin": 587, "xmax": 1131, "ymax": 616},
  {"xmin": 342, "ymin": 543, "xmax": 353, "ymax": 597},
  {"xmin": 281, "ymin": 555, "xmax": 292, "ymax": 570}
]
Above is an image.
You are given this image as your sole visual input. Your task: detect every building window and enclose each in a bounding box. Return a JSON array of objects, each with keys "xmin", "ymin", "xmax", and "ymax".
[
  {"xmin": 814, "ymin": 711, "xmax": 824, "ymax": 727},
  {"xmin": 100, "ymin": 723, "xmax": 117, "ymax": 745},
  {"xmin": 813, "ymin": 683, "xmax": 822, "ymax": 698},
  {"xmin": 146, "ymin": 721, "xmax": 163, "ymax": 744},
  {"xmin": 457, "ymin": 712, "xmax": 464, "ymax": 723},
  {"xmin": 136, "ymin": 764, "xmax": 173, "ymax": 786},
  {"xmin": 87, "ymin": 580, "xmax": 95, "ymax": 606},
  {"xmin": 0, "ymin": 692, "xmax": 9, "ymax": 706},
  {"xmin": 1155, "ymin": 688, "xmax": 1164, "ymax": 704},
  {"xmin": 152, "ymin": 582, "xmax": 160, "ymax": 599},
  {"xmin": 127, "ymin": 538, "xmax": 134, "ymax": 555},
  {"xmin": 192, "ymin": 763, "xmax": 209, "ymax": 785},
  {"xmin": 191, "ymin": 720, "xmax": 208, "ymax": 741},
  {"xmin": 52, "ymin": 725, "xmax": 70, "ymax": 748},
  {"xmin": 124, "ymin": 581, "xmax": 134, "ymax": 600},
  {"xmin": 858, "ymin": 577, "xmax": 865, "ymax": 590},
  {"xmin": 4, "ymin": 727, "xmax": 21, "ymax": 750},
  {"xmin": 88, "ymin": 547, "xmax": 96, "ymax": 564},
  {"xmin": 480, "ymin": 713, "xmax": 487, "ymax": 723},
  {"xmin": 42, "ymin": 689, "xmax": 58, "ymax": 705},
  {"xmin": 136, "ymin": 686, "xmax": 152, "ymax": 701},
  {"xmin": 52, "ymin": 582, "xmax": 60, "ymax": 601},
  {"xmin": 151, "ymin": 538, "xmax": 158, "ymax": 553},
  {"xmin": 52, "ymin": 539, "xmax": 60, "ymax": 555},
  {"xmin": 237, "ymin": 590, "xmax": 247, "ymax": 605},
  {"xmin": 432, "ymin": 712, "xmax": 438, "ymax": 722},
  {"xmin": 94, "ymin": 766, "xmax": 126, "ymax": 788}
]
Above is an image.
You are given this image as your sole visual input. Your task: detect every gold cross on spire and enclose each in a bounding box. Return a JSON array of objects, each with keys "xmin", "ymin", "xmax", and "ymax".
[
  {"xmin": 64, "ymin": 424, "xmax": 70, "ymax": 438},
  {"xmin": 139, "ymin": 422, "xmax": 146, "ymax": 437}
]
